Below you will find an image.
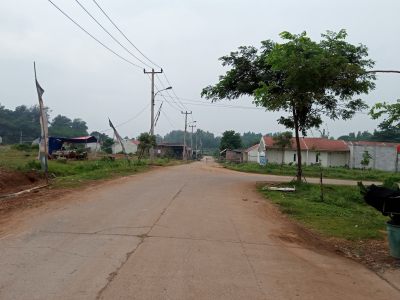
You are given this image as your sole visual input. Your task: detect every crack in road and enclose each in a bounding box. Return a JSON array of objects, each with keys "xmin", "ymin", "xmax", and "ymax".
[
  {"xmin": 95, "ymin": 177, "xmax": 195, "ymax": 300},
  {"xmin": 36, "ymin": 246, "xmax": 119, "ymax": 261},
  {"xmin": 34, "ymin": 231, "xmax": 305, "ymax": 249},
  {"xmin": 163, "ymin": 241, "xmax": 197, "ymax": 300}
]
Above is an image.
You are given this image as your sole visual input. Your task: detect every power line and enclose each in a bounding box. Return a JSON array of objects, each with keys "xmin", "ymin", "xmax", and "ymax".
[
  {"xmin": 162, "ymin": 71, "xmax": 190, "ymax": 111},
  {"xmin": 88, "ymin": 0, "xmax": 192, "ymax": 116},
  {"xmin": 92, "ymin": 0, "xmax": 161, "ymax": 69},
  {"xmin": 146, "ymin": 74, "xmax": 181, "ymax": 111},
  {"xmin": 154, "ymin": 99, "xmax": 264, "ymax": 110},
  {"xmin": 75, "ymin": 0, "xmax": 152, "ymax": 68},
  {"xmin": 98, "ymin": 103, "xmax": 150, "ymax": 132},
  {"xmin": 155, "ymin": 74, "xmax": 185, "ymax": 111},
  {"xmin": 48, "ymin": 0, "xmax": 143, "ymax": 69}
]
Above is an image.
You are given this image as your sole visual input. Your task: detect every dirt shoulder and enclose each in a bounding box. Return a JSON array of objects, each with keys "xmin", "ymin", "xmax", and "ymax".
[{"xmin": 0, "ymin": 165, "xmax": 167, "ymax": 238}]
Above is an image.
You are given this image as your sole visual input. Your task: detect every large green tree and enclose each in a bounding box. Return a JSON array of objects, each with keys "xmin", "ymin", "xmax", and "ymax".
[
  {"xmin": 219, "ymin": 130, "xmax": 243, "ymax": 151},
  {"xmin": 203, "ymin": 30, "xmax": 375, "ymax": 181}
]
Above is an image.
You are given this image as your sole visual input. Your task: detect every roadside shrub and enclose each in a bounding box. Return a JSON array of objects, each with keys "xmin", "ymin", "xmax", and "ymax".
[
  {"xmin": 117, "ymin": 151, "xmax": 124, "ymax": 154},
  {"xmin": 128, "ymin": 152, "xmax": 134, "ymax": 155},
  {"xmin": 381, "ymin": 176, "xmax": 400, "ymax": 190},
  {"xmin": 132, "ymin": 159, "xmax": 146, "ymax": 166},
  {"xmin": 26, "ymin": 159, "xmax": 41, "ymax": 170},
  {"xmin": 11, "ymin": 143, "xmax": 31, "ymax": 151},
  {"xmin": 30, "ymin": 144, "xmax": 39, "ymax": 150}
]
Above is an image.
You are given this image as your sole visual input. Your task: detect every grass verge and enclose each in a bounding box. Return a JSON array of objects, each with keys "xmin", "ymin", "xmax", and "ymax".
[
  {"xmin": 223, "ymin": 161, "xmax": 397, "ymax": 182},
  {"xmin": 0, "ymin": 148, "xmax": 185, "ymax": 187},
  {"xmin": 257, "ymin": 181, "xmax": 388, "ymax": 241}
]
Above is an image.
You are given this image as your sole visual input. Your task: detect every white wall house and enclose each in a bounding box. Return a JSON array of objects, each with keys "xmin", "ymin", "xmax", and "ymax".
[
  {"xmin": 259, "ymin": 137, "xmax": 350, "ymax": 167},
  {"xmin": 112, "ymin": 139, "xmax": 140, "ymax": 154},
  {"xmin": 243, "ymin": 144, "xmax": 259, "ymax": 163},
  {"xmin": 346, "ymin": 141, "xmax": 400, "ymax": 172}
]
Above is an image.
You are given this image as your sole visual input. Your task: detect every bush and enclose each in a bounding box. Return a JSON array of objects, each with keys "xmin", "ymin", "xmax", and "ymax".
[
  {"xmin": 31, "ymin": 144, "xmax": 39, "ymax": 150},
  {"xmin": 11, "ymin": 143, "xmax": 31, "ymax": 151},
  {"xmin": 117, "ymin": 151, "xmax": 124, "ymax": 154},
  {"xmin": 25, "ymin": 159, "xmax": 41, "ymax": 170}
]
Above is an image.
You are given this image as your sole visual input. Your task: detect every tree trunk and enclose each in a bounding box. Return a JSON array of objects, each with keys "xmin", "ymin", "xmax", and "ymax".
[
  {"xmin": 320, "ymin": 173, "xmax": 324, "ymax": 202},
  {"xmin": 293, "ymin": 110, "xmax": 302, "ymax": 182},
  {"xmin": 281, "ymin": 148, "xmax": 284, "ymax": 171}
]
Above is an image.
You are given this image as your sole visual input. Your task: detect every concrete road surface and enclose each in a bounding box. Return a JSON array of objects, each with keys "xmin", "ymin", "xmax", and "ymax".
[{"xmin": 0, "ymin": 158, "xmax": 399, "ymax": 299}]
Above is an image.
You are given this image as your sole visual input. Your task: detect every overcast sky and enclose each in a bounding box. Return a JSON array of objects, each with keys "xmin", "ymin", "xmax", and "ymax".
[{"xmin": 1, "ymin": 0, "xmax": 399, "ymax": 140}]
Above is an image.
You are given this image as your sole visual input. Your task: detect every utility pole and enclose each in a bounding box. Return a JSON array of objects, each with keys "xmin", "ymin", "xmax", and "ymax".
[
  {"xmin": 144, "ymin": 68, "xmax": 163, "ymax": 164},
  {"xmin": 196, "ymin": 131, "xmax": 198, "ymax": 160},
  {"xmin": 20, "ymin": 131, "xmax": 22, "ymax": 144},
  {"xmin": 189, "ymin": 124, "xmax": 196, "ymax": 160},
  {"xmin": 181, "ymin": 111, "xmax": 192, "ymax": 161}
]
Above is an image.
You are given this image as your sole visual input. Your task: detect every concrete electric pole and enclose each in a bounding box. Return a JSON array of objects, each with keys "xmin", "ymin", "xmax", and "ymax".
[
  {"xmin": 144, "ymin": 68, "xmax": 163, "ymax": 165},
  {"xmin": 189, "ymin": 124, "xmax": 196, "ymax": 160},
  {"xmin": 181, "ymin": 111, "xmax": 192, "ymax": 161}
]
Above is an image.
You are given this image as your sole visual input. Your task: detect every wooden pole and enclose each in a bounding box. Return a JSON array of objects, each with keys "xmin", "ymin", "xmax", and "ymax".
[{"xmin": 34, "ymin": 62, "xmax": 48, "ymax": 184}]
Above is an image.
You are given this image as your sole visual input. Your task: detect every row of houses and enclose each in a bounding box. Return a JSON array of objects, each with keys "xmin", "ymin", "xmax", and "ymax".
[{"xmin": 223, "ymin": 137, "xmax": 400, "ymax": 172}]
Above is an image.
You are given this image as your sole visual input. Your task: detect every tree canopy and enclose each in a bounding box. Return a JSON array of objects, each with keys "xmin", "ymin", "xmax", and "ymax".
[
  {"xmin": 202, "ymin": 29, "xmax": 376, "ymax": 181},
  {"xmin": 219, "ymin": 130, "xmax": 243, "ymax": 151}
]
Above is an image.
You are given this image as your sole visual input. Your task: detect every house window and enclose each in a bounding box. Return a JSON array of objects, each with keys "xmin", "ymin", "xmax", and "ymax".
[
  {"xmin": 316, "ymin": 155, "xmax": 319, "ymax": 162},
  {"xmin": 294, "ymin": 154, "xmax": 296, "ymax": 161}
]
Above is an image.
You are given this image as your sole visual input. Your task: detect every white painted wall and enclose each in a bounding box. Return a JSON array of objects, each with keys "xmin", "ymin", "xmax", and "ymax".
[
  {"xmin": 86, "ymin": 142, "xmax": 101, "ymax": 152},
  {"xmin": 112, "ymin": 140, "xmax": 138, "ymax": 154},
  {"xmin": 348, "ymin": 144, "xmax": 399, "ymax": 171},
  {"xmin": 263, "ymin": 147, "xmax": 349, "ymax": 167},
  {"xmin": 246, "ymin": 148, "xmax": 259, "ymax": 163}
]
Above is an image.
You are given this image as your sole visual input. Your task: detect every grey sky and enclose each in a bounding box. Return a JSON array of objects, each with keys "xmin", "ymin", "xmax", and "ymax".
[{"xmin": 1, "ymin": 0, "xmax": 399, "ymax": 140}]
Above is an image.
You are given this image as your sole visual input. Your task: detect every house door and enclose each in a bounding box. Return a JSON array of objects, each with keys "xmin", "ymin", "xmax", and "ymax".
[
  {"xmin": 277, "ymin": 151, "xmax": 283, "ymax": 164},
  {"xmin": 327, "ymin": 153, "xmax": 331, "ymax": 167}
]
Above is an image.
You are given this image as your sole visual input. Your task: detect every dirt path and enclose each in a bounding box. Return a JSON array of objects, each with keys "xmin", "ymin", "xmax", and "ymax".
[{"xmin": 0, "ymin": 158, "xmax": 399, "ymax": 299}]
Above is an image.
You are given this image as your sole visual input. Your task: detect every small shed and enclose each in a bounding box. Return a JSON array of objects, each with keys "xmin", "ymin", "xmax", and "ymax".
[
  {"xmin": 243, "ymin": 144, "xmax": 259, "ymax": 163},
  {"xmin": 220, "ymin": 149, "xmax": 243, "ymax": 163}
]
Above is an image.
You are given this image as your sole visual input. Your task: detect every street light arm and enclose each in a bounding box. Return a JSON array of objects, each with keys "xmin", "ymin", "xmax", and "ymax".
[{"xmin": 154, "ymin": 86, "xmax": 172, "ymax": 97}]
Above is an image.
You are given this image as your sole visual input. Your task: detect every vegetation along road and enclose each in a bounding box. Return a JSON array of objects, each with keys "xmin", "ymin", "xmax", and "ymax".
[{"xmin": 0, "ymin": 158, "xmax": 399, "ymax": 299}]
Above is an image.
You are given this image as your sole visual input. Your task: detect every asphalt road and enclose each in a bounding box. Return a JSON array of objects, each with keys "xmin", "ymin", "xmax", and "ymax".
[{"xmin": 0, "ymin": 159, "xmax": 399, "ymax": 299}]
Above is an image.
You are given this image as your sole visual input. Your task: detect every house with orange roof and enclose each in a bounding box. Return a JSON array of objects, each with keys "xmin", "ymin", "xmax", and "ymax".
[
  {"xmin": 243, "ymin": 144, "xmax": 259, "ymax": 163},
  {"xmin": 259, "ymin": 136, "xmax": 350, "ymax": 167}
]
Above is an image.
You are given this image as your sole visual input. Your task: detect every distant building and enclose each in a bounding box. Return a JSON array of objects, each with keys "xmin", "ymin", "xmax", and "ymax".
[
  {"xmin": 259, "ymin": 137, "xmax": 349, "ymax": 167},
  {"xmin": 243, "ymin": 144, "xmax": 259, "ymax": 163},
  {"xmin": 345, "ymin": 141, "xmax": 400, "ymax": 172},
  {"xmin": 112, "ymin": 139, "xmax": 140, "ymax": 154},
  {"xmin": 220, "ymin": 149, "xmax": 243, "ymax": 163},
  {"xmin": 155, "ymin": 142, "xmax": 191, "ymax": 159}
]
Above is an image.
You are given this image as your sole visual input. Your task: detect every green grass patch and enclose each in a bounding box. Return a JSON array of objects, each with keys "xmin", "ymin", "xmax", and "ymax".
[
  {"xmin": 257, "ymin": 181, "xmax": 388, "ymax": 240},
  {"xmin": 222, "ymin": 162, "xmax": 396, "ymax": 182},
  {"xmin": 0, "ymin": 149, "xmax": 183, "ymax": 186}
]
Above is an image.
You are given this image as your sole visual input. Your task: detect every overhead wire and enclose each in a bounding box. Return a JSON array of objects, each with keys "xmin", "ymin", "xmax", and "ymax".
[
  {"xmin": 48, "ymin": 0, "xmax": 143, "ymax": 69},
  {"xmin": 75, "ymin": 0, "xmax": 153, "ymax": 68},
  {"xmin": 88, "ymin": 0, "xmax": 192, "ymax": 117},
  {"xmin": 98, "ymin": 103, "xmax": 150, "ymax": 132},
  {"xmin": 92, "ymin": 0, "xmax": 162, "ymax": 69},
  {"xmin": 155, "ymin": 74, "xmax": 185, "ymax": 111},
  {"xmin": 162, "ymin": 72, "xmax": 190, "ymax": 112}
]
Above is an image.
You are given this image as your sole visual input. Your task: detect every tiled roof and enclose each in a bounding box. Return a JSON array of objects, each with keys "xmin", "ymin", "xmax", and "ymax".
[
  {"xmin": 262, "ymin": 137, "xmax": 349, "ymax": 151},
  {"xmin": 344, "ymin": 141, "xmax": 399, "ymax": 146},
  {"xmin": 245, "ymin": 144, "xmax": 259, "ymax": 152},
  {"xmin": 130, "ymin": 139, "xmax": 140, "ymax": 145}
]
